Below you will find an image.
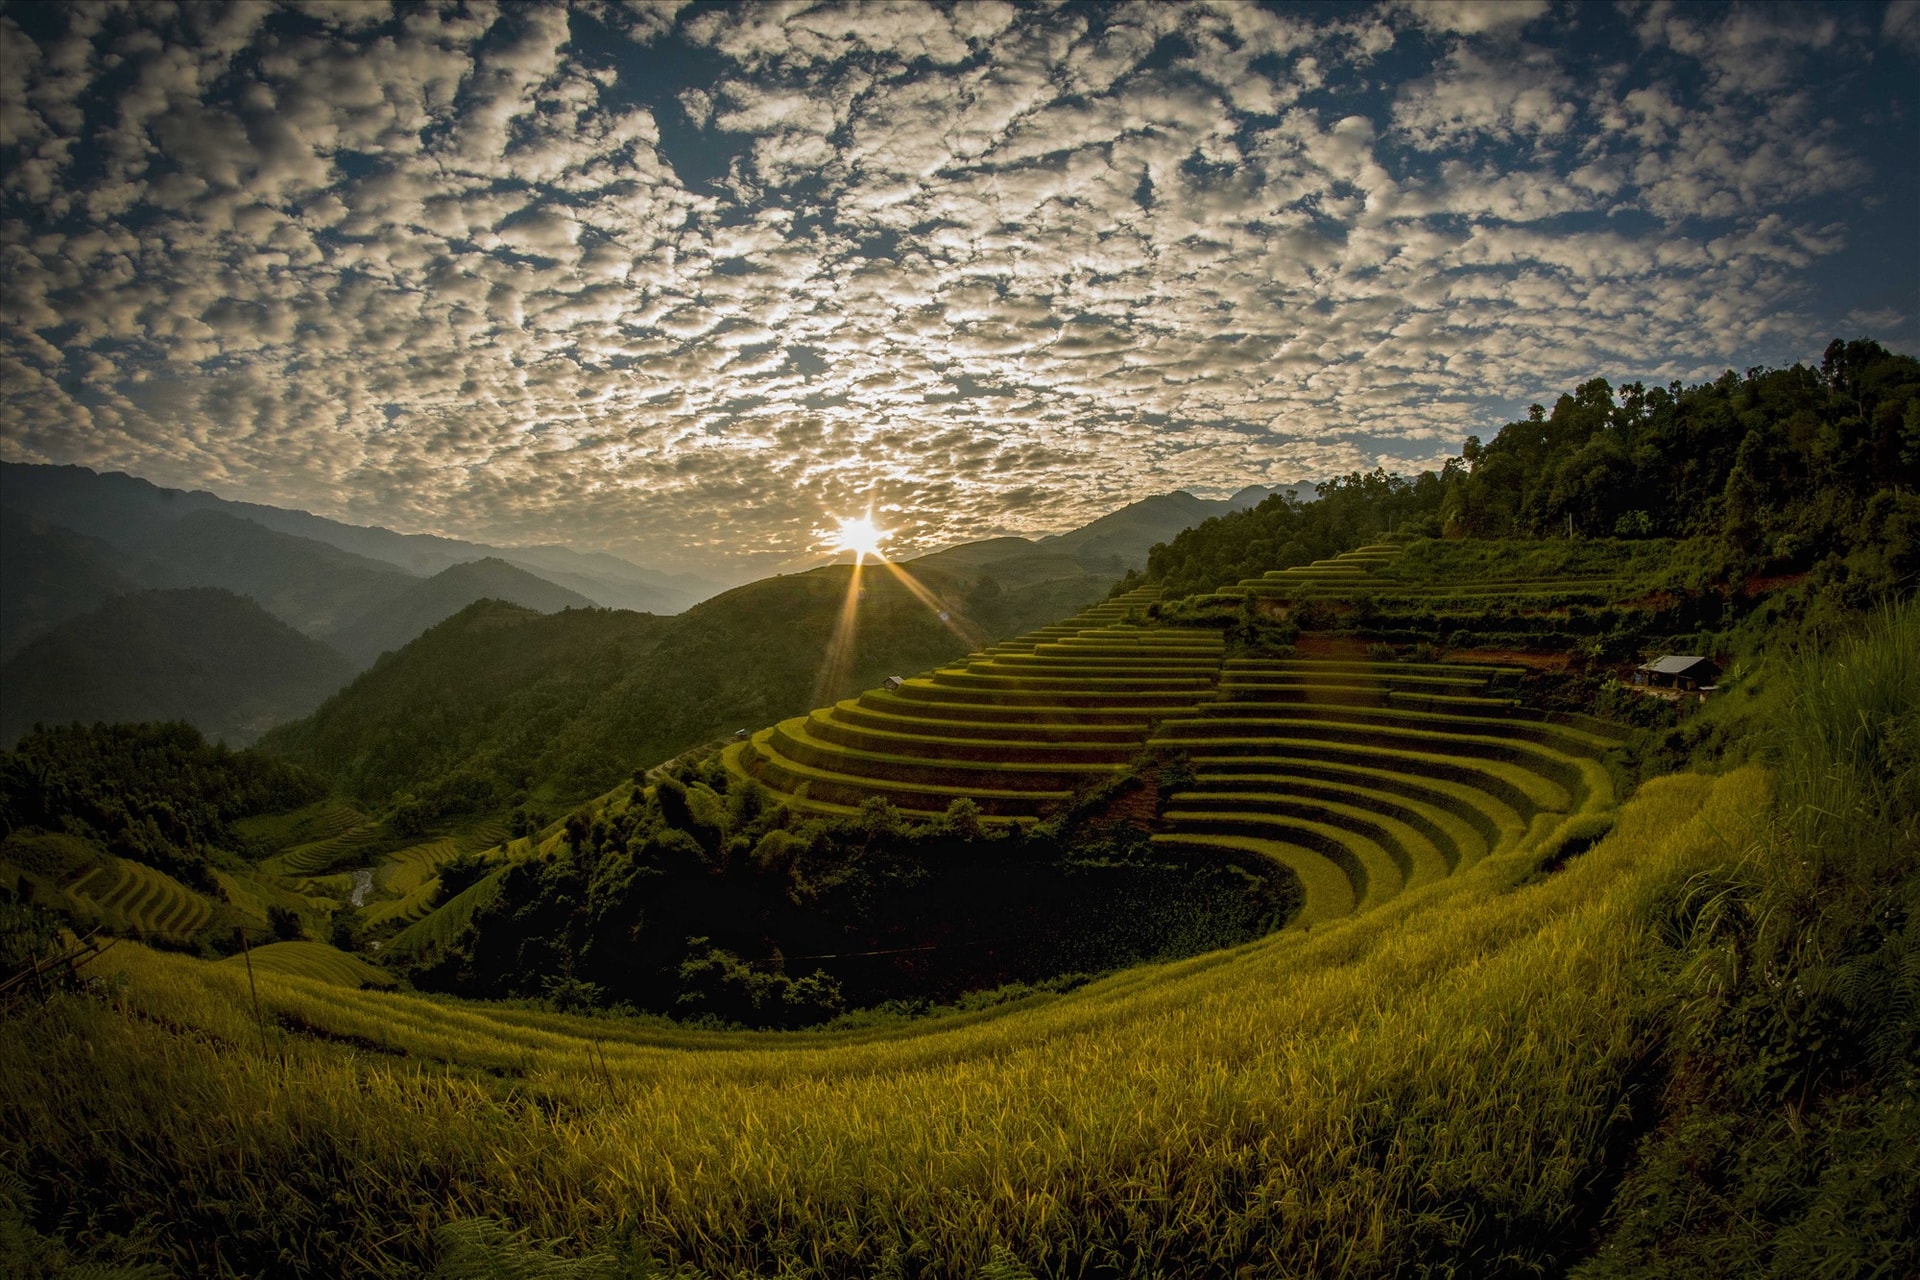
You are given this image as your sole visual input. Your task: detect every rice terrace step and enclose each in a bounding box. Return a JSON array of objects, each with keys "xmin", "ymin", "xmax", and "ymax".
[{"xmin": 730, "ymin": 583, "xmax": 1627, "ymax": 931}]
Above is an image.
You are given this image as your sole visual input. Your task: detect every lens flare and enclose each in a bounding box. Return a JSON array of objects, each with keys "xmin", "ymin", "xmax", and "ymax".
[{"xmin": 834, "ymin": 515, "xmax": 886, "ymax": 560}]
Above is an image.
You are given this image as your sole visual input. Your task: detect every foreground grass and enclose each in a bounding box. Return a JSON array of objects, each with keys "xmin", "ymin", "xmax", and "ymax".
[{"xmin": 6, "ymin": 764, "xmax": 1763, "ymax": 1277}]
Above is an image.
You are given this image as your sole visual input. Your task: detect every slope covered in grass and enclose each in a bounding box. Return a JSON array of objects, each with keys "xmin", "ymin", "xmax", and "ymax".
[{"xmin": 1, "ymin": 765, "xmax": 1770, "ymax": 1276}]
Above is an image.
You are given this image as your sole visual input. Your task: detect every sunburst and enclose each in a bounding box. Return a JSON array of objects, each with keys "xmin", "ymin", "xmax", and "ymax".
[{"xmin": 833, "ymin": 515, "xmax": 886, "ymax": 559}]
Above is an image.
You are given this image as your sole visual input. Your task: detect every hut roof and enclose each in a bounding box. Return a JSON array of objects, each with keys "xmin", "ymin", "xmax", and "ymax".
[{"xmin": 1638, "ymin": 654, "xmax": 1717, "ymax": 675}]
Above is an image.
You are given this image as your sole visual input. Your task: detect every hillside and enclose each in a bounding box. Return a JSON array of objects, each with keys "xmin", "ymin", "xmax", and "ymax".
[
  {"xmin": 1039, "ymin": 486, "xmax": 1276, "ymax": 570},
  {"xmin": 0, "ymin": 512, "xmax": 137, "ymax": 660},
  {"xmin": 136, "ymin": 509, "xmax": 416, "ymax": 635},
  {"xmin": 1, "ymin": 345, "xmax": 1915, "ymax": 1276},
  {"xmin": 266, "ymin": 559, "xmax": 1013, "ymax": 810},
  {"xmin": 261, "ymin": 601, "xmax": 670, "ymax": 815},
  {"xmin": 321, "ymin": 558, "xmax": 598, "ymax": 668},
  {"xmin": 4, "ymin": 597, "xmax": 1911, "ymax": 1275},
  {"xmin": 0, "ymin": 588, "xmax": 354, "ymax": 746}
]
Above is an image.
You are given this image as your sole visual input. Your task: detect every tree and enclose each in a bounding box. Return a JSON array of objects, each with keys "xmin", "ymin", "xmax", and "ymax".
[{"xmin": 267, "ymin": 905, "xmax": 302, "ymax": 942}]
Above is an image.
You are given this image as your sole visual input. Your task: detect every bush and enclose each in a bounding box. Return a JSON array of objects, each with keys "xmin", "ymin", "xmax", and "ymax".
[
  {"xmin": 267, "ymin": 905, "xmax": 302, "ymax": 942},
  {"xmin": 436, "ymin": 853, "xmax": 491, "ymax": 903}
]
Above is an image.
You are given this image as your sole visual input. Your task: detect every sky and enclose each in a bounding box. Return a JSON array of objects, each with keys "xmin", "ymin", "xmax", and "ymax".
[{"xmin": 2, "ymin": 0, "xmax": 1916, "ymax": 580}]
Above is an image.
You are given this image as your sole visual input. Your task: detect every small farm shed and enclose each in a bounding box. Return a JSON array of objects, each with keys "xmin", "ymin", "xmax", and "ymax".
[
  {"xmin": 1635, "ymin": 654, "xmax": 1721, "ymax": 692},
  {"xmin": 882, "ymin": 675, "xmax": 906, "ymax": 690}
]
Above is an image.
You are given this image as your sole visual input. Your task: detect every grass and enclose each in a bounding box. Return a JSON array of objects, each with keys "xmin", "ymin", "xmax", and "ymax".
[
  {"xmin": 223, "ymin": 940, "xmax": 396, "ymax": 989},
  {"xmin": 380, "ymin": 865, "xmax": 510, "ymax": 960},
  {"xmin": 234, "ymin": 798, "xmax": 365, "ymax": 855},
  {"xmin": 263, "ymin": 819, "xmax": 387, "ymax": 877},
  {"xmin": 2, "ymin": 766, "xmax": 1772, "ymax": 1276}
]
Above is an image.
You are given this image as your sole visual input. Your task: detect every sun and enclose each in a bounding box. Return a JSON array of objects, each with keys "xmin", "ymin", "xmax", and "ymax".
[{"xmin": 833, "ymin": 515, "xmax": 886, "ymax": 559}]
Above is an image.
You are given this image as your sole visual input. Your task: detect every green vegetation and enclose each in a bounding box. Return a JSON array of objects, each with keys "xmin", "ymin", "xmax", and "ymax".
[
  {"xmin": 264, "ymin": 559, "xmax": 1034, "ymax": 815},
  {"xmin": 1, "ymin": 722, "xmax": 324, "ymax": 890},
  {"xmin": 0, "ymin": 762, "xmax": 1792, "ymax": 1276},
  {"xmin": 0, "ymin": 347, "xmax": 1913, "ymax": 1274},
  {"xmin": 1577, "ymin": 601, "xmax": 1919, "ymax": 1276},
  {"xmin": 259, "ymin": 601, "xmax": 670, "ymax": 816},
  {"xmin": 389, "ymin": 751, "xmax": 1290, "ymax": 1022}
]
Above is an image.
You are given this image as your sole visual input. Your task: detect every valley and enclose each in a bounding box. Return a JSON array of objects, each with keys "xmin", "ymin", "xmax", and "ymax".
[{"xmin": 2, "ymin": 344, "xmax": 1916, "ymax": 1276}]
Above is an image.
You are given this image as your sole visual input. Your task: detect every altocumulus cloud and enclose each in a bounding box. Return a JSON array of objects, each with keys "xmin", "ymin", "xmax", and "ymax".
[{"xmin": 1, "ymin": 0, "xmax": 1914, "ymax": 576}]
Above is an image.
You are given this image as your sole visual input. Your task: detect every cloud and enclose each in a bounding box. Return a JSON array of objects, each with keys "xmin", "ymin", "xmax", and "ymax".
[{"xmin": 0, "ymin": 1, "xmax": 1906, "ymax": 577}]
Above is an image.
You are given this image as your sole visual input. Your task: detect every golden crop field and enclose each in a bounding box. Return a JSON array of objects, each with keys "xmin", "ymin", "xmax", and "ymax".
[{"xmin": 4, "ymin": 766, "xmax": 1766, "ymax": 1277}]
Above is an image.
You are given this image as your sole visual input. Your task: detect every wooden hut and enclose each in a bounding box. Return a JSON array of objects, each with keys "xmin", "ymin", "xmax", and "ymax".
[{"xmin": 1635, "ymin": 654, "xmax": 1721, "ymax": 692}]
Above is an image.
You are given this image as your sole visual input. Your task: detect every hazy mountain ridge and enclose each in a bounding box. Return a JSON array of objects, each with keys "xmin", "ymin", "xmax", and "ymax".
[
  {"xmin": 0, "ymin": 462, "xmax": 720, "ymax": 623},
  {"xmin": 0, "ymin": 465, "xmax": 1293, "ymax": 762},
  {"xmin": 0, "ymin": 511, "xmax": 140, "ymax": 661},
  {"xmin": 322, "ymin": 558, "xmax": 599, "ymax": 669},
  {"xmin": 136, "ymin": 509, "xmax": 418, "ymax": 636},
  {"xmin": 0, "ymin": 588, "xmax": 354, "ymax": 747}
]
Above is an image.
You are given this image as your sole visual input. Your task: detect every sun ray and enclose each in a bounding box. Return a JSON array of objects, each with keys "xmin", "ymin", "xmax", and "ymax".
[
  {"xmin": 878, "ymin": 557, "xmax": 987, "ymax": 649},
  {"xmin": 811, "ymin": 557, "xmax": 866, "ymax": 706}
]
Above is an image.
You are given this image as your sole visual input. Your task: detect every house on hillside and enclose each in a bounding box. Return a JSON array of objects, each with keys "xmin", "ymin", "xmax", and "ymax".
[
  {"xmin": 1635, "ymin": 654, "xmax": 1722, "ymax": 693},
  {"xmin": 883, "ymin": 675, "xmax": 906, "ymax": 690}
]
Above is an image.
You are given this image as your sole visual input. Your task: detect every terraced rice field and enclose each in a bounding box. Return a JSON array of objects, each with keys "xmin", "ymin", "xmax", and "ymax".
[
  {"xmin": 376, "ymin": 838, "xmax": 460, "ymax": 896},
  {"xmin": 1149, "ymin": 656, "xmax": 1626, "ymax": 926},
  {"xmin": 65, "ymin": 859, "xmax": 211, "ymax": 937},
  {"xmin": 223, "ymin": 940, "xmax": 395, "ymax": 988},
  {"xmin": 380, "ymin": 868, "xmax": 507, "ymax": 958},
  {"xmin": 211, "ymin": 868, "xmax": 324, "ymax": 930},
  {"xmin": 265, "ymin": 818, "xmax": 386, "ymax": 877},
  {"xmin": 360, "ymin": 820, "xmax": 515, "ymax": 930},
  {"xmin": 728, "ymin": 588, "xmax": 1224, "ymax": 817},
  {"xmin": 1215, "ymin": 543, "xmax": 1630, "ymax": 606},
  {"xmin": 729, "ymin": 584, "xmax": 1629, "ymax": 933}
]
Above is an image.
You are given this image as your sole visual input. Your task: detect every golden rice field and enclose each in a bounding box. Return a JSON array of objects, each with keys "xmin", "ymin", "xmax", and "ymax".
[
  {"xmin": 222, "ymin": 939, "xmax": 395, "ymax": 989},
  {"xmin": 63, "ymin": 857, "xmax": 210, "ymax": 937},
  {"xmin": 2, "ymin": 766, "xmax": 1768, "ymax": 1277}
]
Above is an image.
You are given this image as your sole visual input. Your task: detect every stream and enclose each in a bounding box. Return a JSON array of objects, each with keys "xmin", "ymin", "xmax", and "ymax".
[{"xmin": 349, "ymin": 868, "xmax": 373, "ymax": 908}]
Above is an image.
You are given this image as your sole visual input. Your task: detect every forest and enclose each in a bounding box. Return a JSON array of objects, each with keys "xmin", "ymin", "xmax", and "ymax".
[{"xmin": 1133, "ymin": 338, "xmax": 1918, "ymax": 610}]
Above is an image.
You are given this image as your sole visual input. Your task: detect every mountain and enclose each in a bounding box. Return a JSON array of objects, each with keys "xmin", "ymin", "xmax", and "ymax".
[
  {"xmin": 322, "ymin": 558, "xmax": 599, "ymax": 668},
  {"xmin": 135, "ymin": 510, "xmax": 417, "ymax": 635},
  {"xmin": 0, "ymin": 588, "xmax": 354, "ymax": 747},
  {"xmin": 0, "ymin": 512, "xmax": 140, "ymax": 660},
  {"xmin": 264, "ymin": 557, "xmax": 1020, "ymax": 810},
  {"xmin": 0, "ymin": 462, "xmax": 720, "ymax": 617},
  {"xmin": 894, "ymin": 487, "xmax": 1287, "ymax": 631},
  {"xmin": 261, "ymin": 600, "xmax": 670, "ymax": 814},
  {"xmin": 1039, "ymin": 489, "xmax": 1281, "ymax": 570}
]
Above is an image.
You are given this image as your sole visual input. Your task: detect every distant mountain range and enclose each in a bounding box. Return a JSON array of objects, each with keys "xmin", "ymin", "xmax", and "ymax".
[
  {"xmin": 910, "ymin": 486, "xmax": 1287, "ymax": 584},
  {"xmin": 0, "ymin": 463, "xmax": 720, "ymax": 632},
  {"xmin": 0, "ymin": 461, "xmax": 1308, "ymax": 749},
  {"xmin": 0, "ymin": 587, "xmax": 354, "ymax": 747}
]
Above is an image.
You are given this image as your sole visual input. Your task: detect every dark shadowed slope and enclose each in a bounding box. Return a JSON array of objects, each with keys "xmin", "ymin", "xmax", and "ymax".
[
  {"xmin": 136, "ymin": 510, "xmax": 417, "ymax": 636},
  {"xmin": 0, "ymin": 588, "xmax": 354, "ymax": 746},
  {"xmin": 321, "ymin": 558, "xmax": 597, "ymax": 668},
  {"xmin": 0, "ymin": 512, "xmax": 139, "ymax": 660},
  {"xmin": 264, "ymin": 559, "xmax": 1032, "ymax": 810},
  {"xmin": 261, "ymin": 600, "xmax": 669, "ymax": 812}
]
